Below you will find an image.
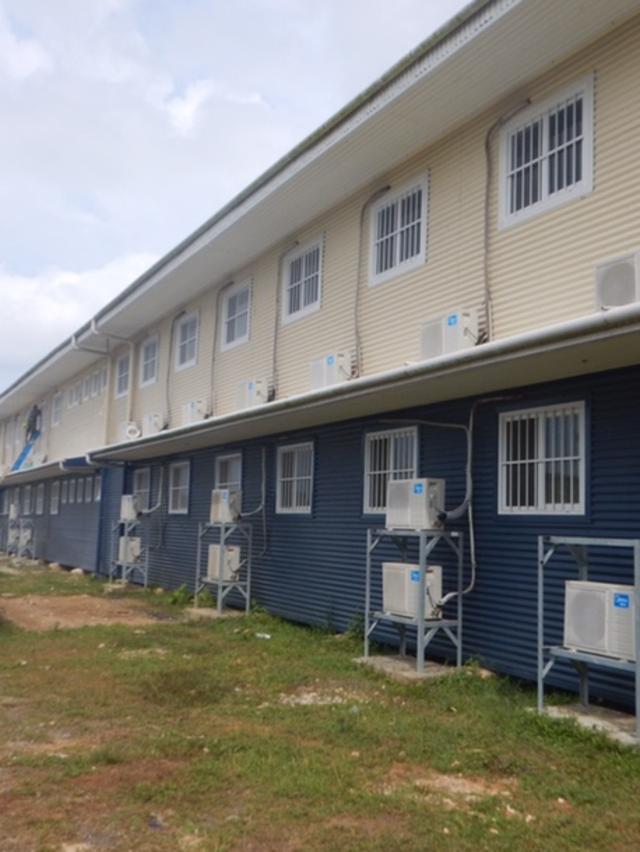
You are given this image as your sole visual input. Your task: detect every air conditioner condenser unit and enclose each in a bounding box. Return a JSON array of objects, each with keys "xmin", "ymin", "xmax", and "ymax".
[
  {"xmin": 236, "ymin": 379, "xmax": 269, "ymax": 410},
  {"xmin": 386, "ymin": 478, "xmax": 446, "ymax": 530},
  {"xmin": 310, "ymin": 352, "xmax": 352, "ymax": 390},
  {"xmin": 564, "ymin": 580, "xmax": 636, "ymax": 661},
  {"xmin": 118, "ymin": 536, "xmax": 142, "ymax": 564},
  {"xmin": 421, "ymin": 309, "xmax": 478, "ymax": 361},
  {"xmin": 207, "ymin": 544, "xmax": 241, "ymax": 582},
  {"xmin": 120, "ymin": 494, "xmax": 139, "ymax": 522},
  {"xmin": 595, "ymin": 251, "xmax": 640, "ymax": 309},
  {"xmin": 382, "ymin": 562, "xmax": 442, "ymax": 619},
  {"xmin": 210, "ymin": 489, "xmax": 242, "ymax": 524}
]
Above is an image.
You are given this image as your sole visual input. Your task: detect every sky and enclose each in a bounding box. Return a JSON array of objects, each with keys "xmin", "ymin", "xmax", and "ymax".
[{"xmin": 0, "ymin": 0, "xmax": 469, "ymax": 391}]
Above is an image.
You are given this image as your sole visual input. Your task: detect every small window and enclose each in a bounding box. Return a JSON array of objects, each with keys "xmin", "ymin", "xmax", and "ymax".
[
  {"xmin": 499, "ymin": 402, "xmax": 586, "ymax": 514},
  {"xmin": 94, "ymin": 473, "xmax": 102, "ymax": 502},
  {"xmin": 500, "ymin": 76, "xmax": 594, "ymax": 228},
  {"xmin": 276, "ymin": 443, "xmax": 314, "ymax": 514},
  {"xmin": 68, "ymin": 479, "xmax": 76, "ymax": 504},
  {"xmin": 35, "ymin": 483, "xmax": 45, "ymax": 515},
  {"xmin": 133, "ymin": 468, "xmax": 151, "ymax": 511},
  {"xmin": 51, "ymin": 392, "xmax": 63, "ymax": 427},
  {"xmin": 77, "ymin": 478, "xmax": 84, "ymax": 503},
  {"xmin": 282, "ymin": 240, "xmax": 322, "ymax": 323},
  {"xmin": 115, "ymin": 354, "xmax": 130, "ymax": 399},
  {"xmin": 369, "ymin": 179, "xmax": 428, "ymax": 286},
  {"xmin": 364, "ymin": 427, "xmax": 418, "ymax": 514},
  {"xmin": 222, "ymin": 282, "xmax": 251, "ymax": 350},
  {"xmin": 82, "ymin": 376, "xmax": 91, "ymax": 402},
  {"xmin": 50, "ymin": 481, "xmax": 60, "ymax": 515},
  {"xmin": 175, "ymin": 314, "xmax": 199, "ymax": 370},
  {"xmin": 215, "ymin": 453, "xmax": 242, "ymax": 491},
  {"xmin": 169, "ymin": 461, "xmax": 190, "ymax": 514},
  {"xmin": 85, "ymin": 476, "xmax": 93, "ymax": 503},
  {"xmin": 23, "ymin": 485, "xmax": 32, "ymax": 515},
  {"xmin": 61, "ymin": 480, "xmax": 68, "ymax": 504},
  {"xmin": 139, "ymin": 336, "xmax": 159, "ymax": 387},
  {"xmin": 0, "ymin": 491, "xmax": 8, "ymax": 515}
]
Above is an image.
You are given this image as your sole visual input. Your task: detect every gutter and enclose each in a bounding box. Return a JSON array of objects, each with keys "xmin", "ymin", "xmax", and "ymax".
[
  {"xmin": 88, "ymin": 303, "xmax": 640, "ymax": 461},
  {"xmin": 0, "ymin": 0, "xmax": 501, "ymax": 411}
]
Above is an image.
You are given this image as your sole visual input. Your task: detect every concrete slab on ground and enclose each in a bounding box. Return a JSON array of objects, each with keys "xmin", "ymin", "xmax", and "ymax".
[
  {"xmin": 544, "ymin": 704, "xmax": 638, "ymax": 747},
  {"xmin": 354, "ymin": 654, "xmax": 458, "ymax": 683},
  {"xmin": 183, "ymin": 607, "xmax": 244, "ymax": 622}
]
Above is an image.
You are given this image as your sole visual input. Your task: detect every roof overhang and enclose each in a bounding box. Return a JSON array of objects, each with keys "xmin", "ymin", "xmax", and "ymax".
[
  {"xmin": 1, "ymin": 457, "xmax": 95, "ymax": 488},
  {"xmin": 86, "ymin": 305, "xmax": 640, "ymax": 463},
  {"xmin": 1, "ymin": 0, "xmax": 639, "ymax": 418}
]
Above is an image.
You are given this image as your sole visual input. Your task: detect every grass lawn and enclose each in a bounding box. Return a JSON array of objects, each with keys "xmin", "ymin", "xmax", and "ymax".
[{"xmin": 1, "ymin": 559, "xmax": 639, "ymax": 851}]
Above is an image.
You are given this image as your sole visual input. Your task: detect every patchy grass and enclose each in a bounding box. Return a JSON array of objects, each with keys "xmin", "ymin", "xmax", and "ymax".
[{"xmin": 0, "ymin": 560, "xmax": 639, "ymax": 851}]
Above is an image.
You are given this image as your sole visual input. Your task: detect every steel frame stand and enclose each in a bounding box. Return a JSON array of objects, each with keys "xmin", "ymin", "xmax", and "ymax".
[
  {"xmin": 537, "ymin": 534, "xmax": 640, "ymax": 742},
  {"xmin": 364, "ymin": 528, "xmax": 464, "ymax": 674},
  {"xmin": 194, "ymin": 521, "xmax": 252, "ymax": 615},
  {"xmin": 110, "ymin": 519, "xmax": 149, "ymax": 587}
]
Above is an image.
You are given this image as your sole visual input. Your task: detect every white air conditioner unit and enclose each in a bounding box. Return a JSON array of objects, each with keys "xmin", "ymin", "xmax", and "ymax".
[
  {"xmin": 120, "ymin": 494, "xmax": 139, "ymax": 522},
  {"xmin": 382, "ymin": 562, "xmax": 442, "ymax": 619},
  {"xmin": 236, "ymin": 379, "xmax": 269, "ymax": 410},
  {"xmin": 207, "ymin": 544, "xmax": 240, "ymax": 582},
  {"xmin": 19, "ymin": 527, "xmax": 33, "ymax": 547},
  {"xmin": 118, "ymin": 536, "xmax": 142, "ymax": 564},
  {"xmin": 386, "ymin": 478, "xmax": 446, "ymax": 530},
  {"xmin": 181, "ymin": 400, "xmax": 207, "ymax": 426},
  {"xmin": 142, "ymin": 413, "xmax": 163, "ymax": 436},
  {"xmin": 210, "ymin": 489, "xmax": 242, "ymax": 524},
  {"xmin": 125, "ymin": 421, "xmax": 142, "ymax": 441},
  {"xmin": 564, "ymin": 581, "xmax": 636, "ymax": 661},
  {"xmin": 9, "ymin": 504, "xmax": 19, "ymax": 522},
  {"xmin": 421, "ymin": 309, "xmax": 478, "ymax": 361},
  {"xmin": 595, "ymin": 252, "xmax": 640, "ymax": 309},
  {"xmin": 310, "ymin": 352, "xmax": 352, "ymax": 390}
]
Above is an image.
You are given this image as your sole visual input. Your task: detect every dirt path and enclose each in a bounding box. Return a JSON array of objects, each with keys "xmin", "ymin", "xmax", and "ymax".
[{"xmin": 0, "ymin": 594, "xmax": 165, "ymax": 631}]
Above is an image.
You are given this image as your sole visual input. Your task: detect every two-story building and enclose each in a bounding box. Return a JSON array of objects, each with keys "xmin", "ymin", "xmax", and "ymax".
[{"xmin": 2, "ymin": 0, "xmax": 640, "ymax": 707}]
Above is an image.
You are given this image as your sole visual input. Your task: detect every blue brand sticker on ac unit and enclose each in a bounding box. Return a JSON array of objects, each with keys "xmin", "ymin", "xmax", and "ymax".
[
  {"xmin": 413, "ymin": 483, "xmax": 424, "ymax": 495},
  {"xmin": 614, "ymin": 593, "xmax": 630, "ymax": 609},
  {"xmin": 447, "ymin": 313, "xmax": 458, "ymax": 326},
  {"xmin": 410, "ymin": 570, "xmax": 420, "ymax": 582},
  {"xmin": 248, "ymin": 381, "xmax": 254, "ymax": 390},
  {"xmin": 326, "ymin": 354, "xmax": 335, "ymax": 365}
]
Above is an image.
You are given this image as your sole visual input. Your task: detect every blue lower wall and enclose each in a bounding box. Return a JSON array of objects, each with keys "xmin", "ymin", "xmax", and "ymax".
[{"xmin": 1, "ymin": 364, "xmax": 638, "ymax": 707}]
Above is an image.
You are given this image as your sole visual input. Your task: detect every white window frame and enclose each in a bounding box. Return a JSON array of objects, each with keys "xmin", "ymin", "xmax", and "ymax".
[
  {"xmin": 499, "ymin": 75, "xmax": 594, "ymax": 229},
  {"xmin": 51, "ymin": 392, "xmax": 63, "ymax": 427},
  {"xmin": 23, "ymin": 484, "xmax": 32, "ymax": 515},
  {"xmin": 281, "ymin": 238, "xmax": 323, "ymax": 325},
  {"xmin": 133, "ymin": 467, "xmax": 151, "ymax": 511},
  {"xmin": 85, "ymin": 476, "xmax": 93, "ymax": 503},
  {"xmin": 77, "ymin": 478, "xmax": 84, "ymax": 503},
  {"xmin": 61, "ymin": 479, "xmax": 68, "ymax": 504},
  {"xmin": 115, "ymin": 354, "xmax": 130, "ymax": 399},
  {"xmin": 94, "ymin": 473, "xmax": 102, "ymax": 502},
  {"xmin": 175, "ymin": 313, "xmax": 199, "ymax": 371},
  {"xmin": 50, "ymin": 481, "xmax": 60, "ymax": 515},
  {"xmin": 363, "ymin": 427, "xmax": 419, "ymax": 514},
  {"xmin": 369, "ymin": 177, "xmax": 428, "ymax": 287},
  {"xmin": 221, "ymin": 280, "xmax": 251, "ymax": 351},
  {"xmin": 276, "ymin": 442, "xmax": 314, "ymax": 515},
  {"xmin": 68, "ymin": 478, "xmax": 76, "ymax": 504},
  {"xmin": 498, "ymin": 401, "xmax": 586, "ymax": 515},
  {"xmin": 0, "ymin": 490, "xmax": 8, "ymax": 515},
  {"xmin": 35, "ymin": 483, "xmax": 45, "ymax": 515},
  {"xmin": 168, "ymin": 461, "xmax": 190, "ymax": 515},
  {"xmin": 139, "ymin": 335, "xmax": 159, "ymax": 388},
  {"xmin": 215, "ymin": 453, "xmax": 242, "ymax": 491}
]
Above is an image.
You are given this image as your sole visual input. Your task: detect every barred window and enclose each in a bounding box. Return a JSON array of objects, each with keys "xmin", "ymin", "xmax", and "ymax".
[
  {"xmin": 499, "ymin": 402, "xmax": 585, "ymax": 514},
  {"xmin": 50, "ymin": 481, "xmax": 60, "ymax": 515},
  {"xmin": 364, "ymin": 427, "xmax": 418, "ymax": 513},
  {"xmin": 370, "ymin": 180, "xmax": 427, "ymax": 285},
  {"xmin": 501, "ymin": 77, "xmax": 593, "ymax": 227},
  {"xmin": 35, "ymin": 483, "xmax": 45, "ymax": 515},
  {"xmin": 169, "ymin": 461, "xmax": 190, "ymax": 514},
  {"xmin": 133, "ymin": 468, "xmax": 151, "ymax": 511},
  {"xmin": 283, "ymin": 241, "xmax": 322, "ymax": 322},
  {"xmin": 276, "ymin": 443, "xmax": 313, "ymax": 514}
]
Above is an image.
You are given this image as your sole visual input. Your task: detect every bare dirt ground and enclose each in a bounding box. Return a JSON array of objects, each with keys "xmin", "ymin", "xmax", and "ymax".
[{"xmin": 0, "ymin": 593, "xmax": 164, "ymax": 631}]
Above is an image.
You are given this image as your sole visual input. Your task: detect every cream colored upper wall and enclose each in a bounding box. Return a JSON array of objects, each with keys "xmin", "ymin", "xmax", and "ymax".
[{"xmin": 4, "ymin": 13, "xmax": 639, "ymax": 462}]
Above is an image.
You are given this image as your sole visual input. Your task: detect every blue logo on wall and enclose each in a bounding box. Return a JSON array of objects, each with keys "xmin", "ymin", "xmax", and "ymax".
[
  {"xmin": 414, "ymin": 483, "xmax": 424, "ymax": 495},
  {"xmin": 447, "ymin": 314, "xmax": 458, "ymax": 326},
  {"xmin": 410, "ymin": 570, "xmax": 420, "ymax": 582},
  {"xmin": 327, "ymin": 355, "xmax": 335, "ymax": 365},
  {"xmin": 614, "ymin": 593, "xmax": 630, "ymax": 609}
]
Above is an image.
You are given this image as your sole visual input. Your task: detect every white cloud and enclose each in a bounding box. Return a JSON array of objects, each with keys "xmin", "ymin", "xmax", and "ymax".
[
  {"xmin": 0, "ymin": 253, "xmax": 157, "ymax": 389},
  {"xmin": 163, "ymin": 78, "xmax": 215, "ymax": 136},
  {"xmin": 0, "ymin": 5, "xmax": 51, "ymax": 80}
]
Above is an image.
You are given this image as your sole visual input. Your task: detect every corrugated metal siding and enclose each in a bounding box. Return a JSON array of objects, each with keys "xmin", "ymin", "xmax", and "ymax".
[
  {"xmin": 103, "ymin": 363, "xmax": 639, "ymax": 708},
  {"xmin": 46, "ymin": 475, "xmax": 101, "ymax": 571}
]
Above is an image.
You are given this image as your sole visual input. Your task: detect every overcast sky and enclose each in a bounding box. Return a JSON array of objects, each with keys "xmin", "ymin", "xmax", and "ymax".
[{"xmin": 0, "ymin": 0, "xmax": 468, "ymax": 390}]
